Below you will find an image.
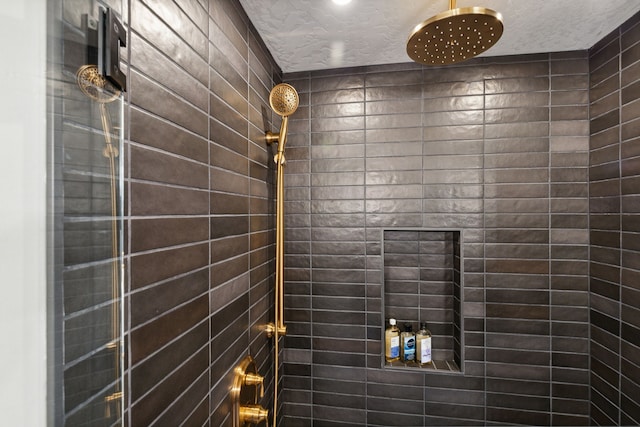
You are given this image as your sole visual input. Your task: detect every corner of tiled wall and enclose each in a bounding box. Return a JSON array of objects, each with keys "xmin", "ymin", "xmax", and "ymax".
[{"xmin": 589, "ymin": 10, "xmax": 640, "ymax": 426}]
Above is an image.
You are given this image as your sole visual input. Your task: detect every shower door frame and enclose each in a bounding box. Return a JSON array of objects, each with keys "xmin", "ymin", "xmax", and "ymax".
[{"xmin": 47, "ymin": 0, "xmax": 126, "ymax": 424}]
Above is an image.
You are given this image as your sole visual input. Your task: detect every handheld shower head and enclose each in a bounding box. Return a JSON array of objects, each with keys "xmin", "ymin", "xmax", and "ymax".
[
  {"xmin": 269, "ymin": 83, "xmax": 299, "ymax": 117},
  {"xmin": 266, "ymin": 83, "xmax": 299, "ymax": 150},
  {"xmin": 76, "ymin": 64, "xmax": 121, "ymax": 157},
  {"xmin": 76, "ymin": 64, "xmax": 121, "ymax": 104}
]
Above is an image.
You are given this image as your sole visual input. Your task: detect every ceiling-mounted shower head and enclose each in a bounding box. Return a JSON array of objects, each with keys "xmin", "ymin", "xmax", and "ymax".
[
  {"xmin": 407, "ymin": 0, "xmax": 503, "ymax": 66},
  {"xmin": 76, "ymin": 64, "xmax": 121, "ymax": 103},
  {"xmin": 269, "ymin": 83, "xmax": 299, "ymax": 117}
]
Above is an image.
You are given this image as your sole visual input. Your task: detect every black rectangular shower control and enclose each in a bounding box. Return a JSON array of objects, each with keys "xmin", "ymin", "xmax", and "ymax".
[{"xmin": 98, "ymin": 7, "xmax": 127, "ymax": 92}]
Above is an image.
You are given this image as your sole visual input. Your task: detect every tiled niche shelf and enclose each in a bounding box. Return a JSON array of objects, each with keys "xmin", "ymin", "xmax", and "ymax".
[{"xmin": 382, "ymin": 229, "xmax": 463, "ymax": 373}]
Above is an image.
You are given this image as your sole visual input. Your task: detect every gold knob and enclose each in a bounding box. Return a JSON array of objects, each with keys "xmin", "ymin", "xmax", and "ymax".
[
  {"xmin": 244, "ymin": 373, "xmax": 264, "ymax": 398},
  {"xmin": 239, "ymin": 404, "xmax": 269, "ymax": 424},
  {"xmin": 265, "ymin": 131, "xmax": 279, "ymax": 145},
  {"xmin": 265, "ymin": 323, "xmax": 287, "ymax": 338}
]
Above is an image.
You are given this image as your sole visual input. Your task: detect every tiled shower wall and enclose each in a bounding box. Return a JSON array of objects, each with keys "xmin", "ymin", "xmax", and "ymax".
[
  {"xmin": 282, "ymin": 52, "xmax": 592, "ymax": 425},
  {"xmin": 589, "ymin": 14, "xmax": 640, "ymax": 426},
  {"xmin": 123, "ymin": 0, "xmax": 280, "ymax": 424}
]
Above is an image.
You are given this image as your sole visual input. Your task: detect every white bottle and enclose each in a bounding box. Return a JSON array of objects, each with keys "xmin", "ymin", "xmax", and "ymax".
[{"xmin": 416, "ymin": 322, "xmax": 432, "ymax": 365}]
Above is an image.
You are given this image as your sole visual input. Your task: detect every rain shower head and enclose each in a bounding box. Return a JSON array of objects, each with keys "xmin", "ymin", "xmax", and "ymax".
[
  {"xmin": 76, "ymin": 64, "xmax": 121, "ymax": 104},
  {"xmin": 269, "ymin": 83, "xmax": 299, "ymax": 117},
  {"xmin": 407, "ymin": 0, "xmax": 503, "ymax": 66}
]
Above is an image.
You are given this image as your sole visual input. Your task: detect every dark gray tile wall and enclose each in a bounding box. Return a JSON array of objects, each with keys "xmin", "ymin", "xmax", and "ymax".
[
  {"xmin": 282, "ymin": 52, "xmax": 592, "ymax": 425},
  {"xmin": 589, "ymin": 11, "xmax": 640, "ymax": 426},
  {"xmin": 123, "ymin": 0, "xmax": 280, "ymax": 424}
]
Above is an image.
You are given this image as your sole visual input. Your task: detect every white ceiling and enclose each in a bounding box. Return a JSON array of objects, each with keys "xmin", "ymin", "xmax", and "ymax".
[{"xmin": 239, "ymin": 0, "xmax": 640, "ymax": 73}]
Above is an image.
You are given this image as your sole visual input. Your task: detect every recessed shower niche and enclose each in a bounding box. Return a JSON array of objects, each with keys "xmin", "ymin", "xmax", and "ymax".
[{"xmin": 382, "ymin": 229, "xmax": 462, "ymax": 372}]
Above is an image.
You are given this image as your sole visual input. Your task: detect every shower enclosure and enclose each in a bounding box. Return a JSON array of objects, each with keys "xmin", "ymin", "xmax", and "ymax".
[{"xmin": 47, "ymin": 0, "xmax": 126, "ymax": 424}]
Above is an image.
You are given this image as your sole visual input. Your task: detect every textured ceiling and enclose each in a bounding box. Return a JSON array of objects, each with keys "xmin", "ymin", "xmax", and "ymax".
[{"xmin": 239, "ymin": 0, "xmax": 640, "ymax": 73}]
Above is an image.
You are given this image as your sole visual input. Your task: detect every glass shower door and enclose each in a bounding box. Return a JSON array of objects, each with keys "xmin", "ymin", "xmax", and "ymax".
[{"xmin": 48, "ymin": 0, "xmax": 126, "ymax": 425}]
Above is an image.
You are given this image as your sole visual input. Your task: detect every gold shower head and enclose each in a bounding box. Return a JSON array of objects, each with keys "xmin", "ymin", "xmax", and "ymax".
[
  {"xmin": 269, "ymin": 83, "xmax": 299, "ymax": 117},
  {"xmin": 76, "ymin": 64, "xmax": 121, "ymax": 104},
  {"xmin": 266, "ymin": 83, "xmax": 299, "ymax": 148},
  {"xmin": 407, "ymin": 0, "xmax": 503, "ymax": 66}
]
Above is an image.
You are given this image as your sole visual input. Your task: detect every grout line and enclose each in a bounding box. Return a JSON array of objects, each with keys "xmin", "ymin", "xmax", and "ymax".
[
  {"xmin": 482, "ymin": 72, "xmax": 487, "ymax": 426},
  {"xmin": 548, "ymin": 55, "xmax": 553, "ymax": 420},
  {"xmin": 617, "ymin": 27, "xmax": 623, "ymax": 427},
  {"xmin": 307, "ymin": 70, "xmax": 314, "ymax": 426},
  {"xmin": 363, "ymin": 68, "xmax": 369, "ymax": 427}
]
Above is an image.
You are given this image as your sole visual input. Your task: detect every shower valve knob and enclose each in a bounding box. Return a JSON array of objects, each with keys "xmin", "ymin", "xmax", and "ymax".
[
  {"xmin": 243, "ymin": 373, "xmax": 265, "ymax": 398},
  {"xmin": 239, "ymin": 404, "xmax": 269, "ymax": 424}
]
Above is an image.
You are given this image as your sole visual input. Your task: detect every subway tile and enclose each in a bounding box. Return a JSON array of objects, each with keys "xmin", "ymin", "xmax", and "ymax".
[
  {"xmin": 130, "ymin": 268, "xmax": 208, "ymax": 328},
  {"xmin": 130, "ymin": 144, "xmax": 209, "ymax": 189},
  {"xmin": 484, "ymin": 183, "xmax": 548, "ymax": 199},
  {"xmin": 132, "ymin": 0, "xmax": 208, "ymax": 82},
  {"xmin": 552, "ymin": 89, "xmax": 589, "ymax": 105},
  {"xmin": 590, "ymin": 36, "xmax": 620, "ymax": 77},
  {"xmin": 486, "ymin": 303, "xmax": 550, "ymax": 319},
  {"xmin": 312, "ymin": 88, "xmax": 365, "ymax": 105},
  {"xmin": 424, "ymin": 124, "xmax": 484, "ymax": 142},
  {"xmin": 486, "ymin": 361, "xmax": 551, "ymax": 382},
  {"xmin": 622, "ymin": 98, "xmax": 640, "ymax": 124},
  {"xmin": 311, "ymin": 74, "xmax": 364, "ymax": 92},
  {"xmin": 487, "ymin": 407, "xmax": 550, "ymax": 426},
  {"xmin": 130, "ymin": 243, "xmax": 209, "ymax": 290},
  {"xmin": 623, "ymin": 37, "xmax": 640, "ymax": 69},
  {"xmin": 366, "ymin": 70, "xmax": 422, "ymax": 87},
  {"xmin": 366, "ymin": 99, "xmax": 422, "ymax": 116},
  {"xmin": 130, "ymin": 69, "xmax": 208, "ymax": 138},
  {"xmin": 591, "ymin": 92, "xmax": 619, "ymax": 118},
  {"xmin": 141, "ymin": 0, "xmax": 208, "ymax": 57},
  {"xmin": 484, "ymin": 169, "xmax": 548, "ymax": 184},
  {"xmin": 622, "ymin": 115, "xmax": 640, "ymax": 141},
  {"xmin": 129, "ymin": 33, "xmax": 208, "ymax": 110},
  {"xmin": 366, "ymin": 126, "xmax": 423, "ymax": 143},
  {"xmin": 623, "ymin": 58, "xmax": 640, "ymax": 87},
  {"xmin": 129, "ymin": 107, "xmax": 208, "ymax": 162},
  {"xmin": 131, "ymin": 350, "xmax": 208, "ymax": 426},
  {"xmin": 552, "ymin": 75, "xmax": 589, "ymax": 91},
  {"xmin": 590, "ymin": 74, "xmax": 620, "ymax": 104},
  {"xmin": 130, "ymin": 322, "xmax": 208, "ymax": 401},
  {"xmin": 551, "ymin": 58, "xmax": 589, "ymax": 75},
  {"xmin": 312, "ymin": 102, "xmax": 364, "ymax": 118},
  {"xmin": 130, "ymin": 295, "xmax": 208, "ymax": 365},
  {"xmin": 591, "ymin": 126, "xmax": 620, "ymax": 150}
]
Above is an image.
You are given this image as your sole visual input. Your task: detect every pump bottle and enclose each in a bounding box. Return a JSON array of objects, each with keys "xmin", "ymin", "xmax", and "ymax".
[
  {"xmin": 385, "ymin": 318, "xmax": 400, "ymax": 362},
  {"xmin": 416, "ymin": 322, "xmax": 432, "ymax": 365},
  {"xmin": 400, "ymin": 324, "xmax": 416, "ymax": 362}
]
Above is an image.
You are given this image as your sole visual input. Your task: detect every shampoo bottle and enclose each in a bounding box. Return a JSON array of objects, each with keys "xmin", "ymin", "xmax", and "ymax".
[
  {"xmin": 385, "ymin": 318, "xmax": 400, "ymax": 362},
  {"xmin": 416, "ymin": 322, "xmax": 432, "ymax": 365},
  {"xmin": 401, "ymin": 324, "xmax": 416, "ymax": 362}
]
